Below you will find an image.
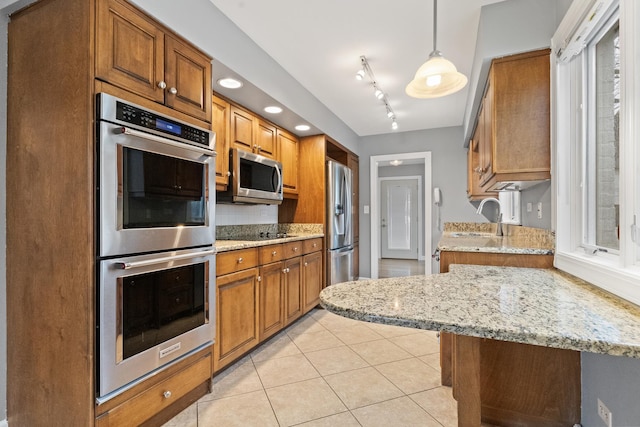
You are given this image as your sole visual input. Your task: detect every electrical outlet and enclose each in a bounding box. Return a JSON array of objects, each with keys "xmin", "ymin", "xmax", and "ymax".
[
  {"xmin": 598, "ymin": 398, "xmax": 613, "ymax": 427},
  {"xmin": 537, "ymin": 202, "xmax": 543, "ymax": 219},
  {"xmin": 527, "ymin": 202, "xmax": 532, "ymax": 212}
]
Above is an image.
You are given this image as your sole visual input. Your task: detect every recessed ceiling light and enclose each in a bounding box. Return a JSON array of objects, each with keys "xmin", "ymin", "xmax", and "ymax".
[
  {"xmin": 295, "ymin": 124, "xmax": 310, "ymax": 132},
  {"xmin": 264, "ymin": 106, "xmax": 283, "ymax": 114},
  {"xmin": 217, "ymin": 78, "xmax": 243, "ymax": 89}
]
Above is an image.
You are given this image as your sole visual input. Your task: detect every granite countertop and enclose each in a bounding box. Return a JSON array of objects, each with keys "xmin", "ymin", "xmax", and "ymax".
[
  {"xmin": 216, "ymin": 233, "xmax": 324, "ymax": 252},
  {"xmin": 437, "ymin": 222, "xmax": 554, "ymax": 255},
  {"xmin": 320, "ymin": 264, "xmax": 640, "ymax": 358},
  {"xmin": 215, "ymin": 223, "xmax": 323, "ymax": 252}
]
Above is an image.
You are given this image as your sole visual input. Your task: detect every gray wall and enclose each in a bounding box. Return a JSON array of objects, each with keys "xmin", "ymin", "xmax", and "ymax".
[{"xmin": 358, "ymin": 126, "xmax": 481, "ymax": 276}]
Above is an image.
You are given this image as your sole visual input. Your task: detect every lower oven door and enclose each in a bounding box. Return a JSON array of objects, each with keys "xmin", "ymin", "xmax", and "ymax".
[{"xmin": 97, "ymin": 247, "xmax": 215, "ymax": 401}]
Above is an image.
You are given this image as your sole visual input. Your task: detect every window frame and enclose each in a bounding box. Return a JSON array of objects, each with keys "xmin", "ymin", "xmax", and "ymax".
[{"xmin": 553, "ymin": 0, "xmax": 640, "ymax": 306}]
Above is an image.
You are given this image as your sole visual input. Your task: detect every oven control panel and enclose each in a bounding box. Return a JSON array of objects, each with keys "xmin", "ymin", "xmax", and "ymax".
[{"xmin": 115, "ymin": 101, "xmax": 209, "ymax": 147}]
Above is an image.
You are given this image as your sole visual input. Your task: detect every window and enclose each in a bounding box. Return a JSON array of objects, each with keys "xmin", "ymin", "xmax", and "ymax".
[{"xmin": 553, "ymin": 0, "xmax": 640, "ymax": 305}]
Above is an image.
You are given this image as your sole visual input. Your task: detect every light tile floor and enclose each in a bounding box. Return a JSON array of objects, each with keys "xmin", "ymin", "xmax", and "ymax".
[
  {"xmin": 163, "ymin": 308, "xmax": 459, "ymax": 427},
  {"xmin": 379, "ymin": 258, "xmax": 425, "ymax": 278}
]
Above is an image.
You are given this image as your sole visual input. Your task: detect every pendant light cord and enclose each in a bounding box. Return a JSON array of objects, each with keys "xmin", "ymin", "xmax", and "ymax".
[{"xmin": 432, "ymin": 0, "xmax": 438, "ymax": 53}]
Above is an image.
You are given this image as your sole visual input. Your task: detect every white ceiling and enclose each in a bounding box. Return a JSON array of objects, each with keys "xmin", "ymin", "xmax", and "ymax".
[{"xmin": 209, "ymin": 0, "xmax": 506, "ymax": 137}]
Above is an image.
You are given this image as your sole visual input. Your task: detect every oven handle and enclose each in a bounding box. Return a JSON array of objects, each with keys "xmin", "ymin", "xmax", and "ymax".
[
  {"xmin": 114, "ymin": 249, "xmax": 216, "ymax": 270},
  {"xmin": 114, "ymin": 126, "xmax": 215, "ymax": 157}
]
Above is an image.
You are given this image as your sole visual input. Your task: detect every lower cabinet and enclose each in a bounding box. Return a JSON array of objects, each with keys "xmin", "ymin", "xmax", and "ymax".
[
  {"xmin": 439, "ymin": 250, "xmax": 580, "ymax": 426},
  {"xmin": 96, "ymin": 350, "xmax": 212, "ymax": 427},
  {"xmin": 302, "ymin": 251, "xmax": 322, "ymax": 312},
  {"xmin": 214, "ymin": 267, "xmax": 260, "ymax": 372},
  {"xmin": 214, "ymin": 238, "xmax": 323, "ymax": 373}
]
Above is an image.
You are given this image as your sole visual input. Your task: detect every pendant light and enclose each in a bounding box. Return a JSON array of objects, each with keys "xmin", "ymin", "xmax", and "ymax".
[{"xmin": 406, "ymin": 0, "xmax": 468, "ymax": 98}]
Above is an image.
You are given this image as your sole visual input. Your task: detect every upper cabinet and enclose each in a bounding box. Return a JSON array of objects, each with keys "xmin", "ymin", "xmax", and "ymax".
[
  {"xmin": 96, "ymin": 0, "xmax": 212, "ymax": 122},
  {"xmin": 230, "ymin": 105, "xmax": 276, "ymax": 159},
  {"xmin": 472, "ymin": 49, "xmax": 551, "ymax": 193},
  {"xmin": 278, "ymin": 129, "xmax": 299, "ymax": 197},
  {"xmin": 219, "ymin": 99, "xmax": 299, "ymax": 197},
  {"xmin": 212, "ymin": 94, "xmax": 231, "ymax": 190}
]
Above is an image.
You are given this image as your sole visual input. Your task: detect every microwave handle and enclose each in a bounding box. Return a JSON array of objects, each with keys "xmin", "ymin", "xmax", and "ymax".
[
  {"xmin": 114, "ymin": 126, "xmax": 215, "ymax": 157},
  {"xmin": 273, "ymin": 164, "xmax": 283, "ymax": 192},
  {"xmin": 114, "ymin": 249, "xmax": 216, "ymax": 270}
]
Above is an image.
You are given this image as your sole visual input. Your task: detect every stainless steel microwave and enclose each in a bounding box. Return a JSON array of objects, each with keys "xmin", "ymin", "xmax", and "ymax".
[{"xmin": 218, "ymin": 148, "xmax": 283, "ymax": 205}]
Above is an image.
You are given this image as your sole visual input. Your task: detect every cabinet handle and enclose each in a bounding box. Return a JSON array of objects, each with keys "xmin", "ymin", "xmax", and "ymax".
[
  {"xmin": 293, "ymin": 247, "xmax": 299, "ymax": 252},
  {"xmin": 163, "ymin": 390, "xmax": 172, "ymax": 399},
  {"xmin": 312, "ymin": 243, "xmax": 317, "ymax": 248},
  {"xmin": 169, "ymin": 87, "xmax": 178, "ymax": 95},
  {"xmin": 304, "ymin": 262, "xmax": 308, "ymax": 267},
  {"xmin": 286, "ymin": 268, "xmax": 290, "ymax": 273},
  {"xmin": 157, "ymin": 81, "xmax": 167, "ymax": 89},
  {"xmin": 257, "ymin": 145, "xmax": 262, "ymax": 152},
  {"xmin": 237, "ymin": 257, "xmax": 244, "ymax": 264},
  {"xmin": 283, "ymin": 268, "xmax": 287, "ymax": 274},
  {"xmin": 253, "ymin": 144, "xmax": 258, "ymax": 150},
  {"xmin": 257, "ymin": 275, "xmax": 261, "ymax": 282},
  {"xmin": 226, "ymin": 171, "xmax": 231, "ymax": 177},
  {"xmin": 272, "ymin": 251, "xmax": 277, "ymax": 256}
]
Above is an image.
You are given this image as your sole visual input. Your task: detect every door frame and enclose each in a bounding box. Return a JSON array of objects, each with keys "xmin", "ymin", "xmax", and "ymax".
[
  {"xmin": 370, "ymin": 152, "xmax": 432, "ymax": 279},
  {"xmin": 378, "ymin": 175, "xmax": 423, "ymax": 260}
]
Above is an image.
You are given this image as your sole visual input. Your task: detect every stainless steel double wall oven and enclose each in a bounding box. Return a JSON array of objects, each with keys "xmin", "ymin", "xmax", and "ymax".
[{"xmin": 96, "ymin": 93, "xmax": 216, "ymax": 401}]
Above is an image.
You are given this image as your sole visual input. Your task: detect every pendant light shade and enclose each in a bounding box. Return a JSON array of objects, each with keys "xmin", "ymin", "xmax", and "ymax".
[{"xmin": 406, "ymin": 0, "xmax": 467, "ymax": 98}]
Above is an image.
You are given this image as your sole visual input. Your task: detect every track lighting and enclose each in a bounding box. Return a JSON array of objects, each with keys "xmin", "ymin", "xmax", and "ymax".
[{"xmin": 356, "ymin": 55, "xmax": 398, "ymax": 131}]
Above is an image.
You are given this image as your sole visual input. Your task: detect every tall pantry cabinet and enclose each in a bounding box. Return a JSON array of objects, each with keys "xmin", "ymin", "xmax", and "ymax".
[{"xmin": 6, "ymin": 0, "xmax": 213, "ymax": 425}]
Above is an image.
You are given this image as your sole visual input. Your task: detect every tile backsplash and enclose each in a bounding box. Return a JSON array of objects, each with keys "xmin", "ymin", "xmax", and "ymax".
[{"xmin": 215, "ymin": 203, "xmax": 278, "ymax": 226}]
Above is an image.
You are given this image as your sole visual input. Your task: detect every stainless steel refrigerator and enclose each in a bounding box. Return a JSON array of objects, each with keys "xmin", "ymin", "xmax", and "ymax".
[{"xmin": 326, "ymin": 160, "xmax": 354, "ymax": 285}]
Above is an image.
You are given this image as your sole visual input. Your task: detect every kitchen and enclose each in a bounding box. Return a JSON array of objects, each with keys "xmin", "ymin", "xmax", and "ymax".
[{"xmin": 1, "ymin": 0, "xmax": 640, "ymax": 426}]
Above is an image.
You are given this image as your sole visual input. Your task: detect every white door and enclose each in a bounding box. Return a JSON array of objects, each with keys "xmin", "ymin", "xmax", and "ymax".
[{"xmin": 380, "ymin": 179, "xmax": 419, "ymax": 259}]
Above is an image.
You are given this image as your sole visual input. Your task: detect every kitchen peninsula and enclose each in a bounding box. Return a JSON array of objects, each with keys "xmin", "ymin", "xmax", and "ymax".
[{"xmin": 320, "ymin": 265, "xmax": 640, "ymax": 426}]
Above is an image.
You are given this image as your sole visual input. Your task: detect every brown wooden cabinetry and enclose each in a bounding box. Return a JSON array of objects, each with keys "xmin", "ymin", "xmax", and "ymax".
[
  {"xmin": 471, "ymin": 49, "xmax": 551, "ymax": 193},
  {"xmin": 302, "ymin": 250, "xmax": 323, "ymax": 312},
  {"xmin": 214, "ymin": 248, "xmax": 260, "ymax": 372},
  {"xmin": 96, "ymin": 0, "xmax": 211, "ymax": 122},
  {"xmin": 259, "ymin": 261, "xmax": 285, "ymax": 341},
  {"xmin": 278, "ymin": 129, "xmax": 299, "ymax": 197},
  {"xmin": 467, "ymin": 104, "xmax": 497, "ymax": 200},
  {"xmin": 230, "ymin": 105, "xmax": 276, "ymax": 159},
  {"xmin": 96, "ymin": 351, "xmax": 211, "ymax": 427},
  {"xmin": 284, "ymin": 257, "xmax": 303, "ymax": 325},
  {"xmin": 214, "ymin": 238, "xmax": 322, "ymax": 372},
  {"xmin": 212, "ymin": 94, "xmax": 231, "ymax": 190},
  {"xmin": 439, "ymin": 251, "xmax": 579, "ymax": 426},
  {"xmin": 7, "ymin": 0, "xmax": 213, "ymax": 425}
]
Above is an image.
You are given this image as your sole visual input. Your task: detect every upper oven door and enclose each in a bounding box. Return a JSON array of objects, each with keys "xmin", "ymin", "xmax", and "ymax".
[{"xmin": 98, "ymin": 121, "xmax": 215, "ymax": 258}]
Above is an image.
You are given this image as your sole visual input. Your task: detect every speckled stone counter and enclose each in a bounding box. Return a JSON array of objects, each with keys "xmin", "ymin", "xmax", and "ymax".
[
  {"xmin": 437, "ymin": 222, "xmax": 554, "ymax": 255},
  {"xmin": 320, "ymin": 264, "xmax": 640, "ymax": 358},
  {"xmin": 215, "ymin": 223, "xmax": 323, "ymax": 252}
]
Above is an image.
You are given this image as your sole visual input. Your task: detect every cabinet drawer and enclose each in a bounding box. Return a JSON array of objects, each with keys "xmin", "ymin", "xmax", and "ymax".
[
  {"xmin": 98, "ymin": 353, "xmax": 211, "ymax": 427},
  {"xmin": 259, "ymin": 243, "xmax": 284, "ymax": 264},
  {"xmin": 283, "ymin": 241, "xmax": 303, "ymax": 259},
  {"xmin": 216, "ymin": 248, "xmax": 258, "ymax": 276},
  {"xmin": 303, "ymin": 238, "xmax": 322, "ymax": 254}
]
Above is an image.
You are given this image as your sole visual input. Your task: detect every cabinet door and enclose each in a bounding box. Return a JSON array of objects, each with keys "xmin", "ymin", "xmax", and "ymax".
[
  {"xmin": 212, "ymin": 95, "xmax": 230, "ymax": 189},
  {"xmin": 259, "ymin": 262, "xmax": 284, "ymax": 341},
  {"xmin": 278, "ymin": 129, "xmax": 299, "ymax": 196},
  {"xmin": 230, "ymin": 106, "xmax": 254, "ymax": 152},
  {"xmin": 215, "ymin": 268, "xmax": 259, "ymax": 372},
  {"xmin": 254, "ymin": 119, "xmax": 277, "ymax": 159},
  {"xmin": 302, "ymin": 251, "xmax": 322, "ymax": 313},
  {"xmin": 479, "ymin": 88, "xmax": 494, "ymax": 187},
  {"xmin": 164, "ymin": 35, "xmax": 212, "ymax": 122},
  {"xmin": 284, "ymin": 257, "xmax": 302, "ymax": 325},
  {"xmin": 96, "ymin": 0, "xmax": 165, "ymax": 103}
]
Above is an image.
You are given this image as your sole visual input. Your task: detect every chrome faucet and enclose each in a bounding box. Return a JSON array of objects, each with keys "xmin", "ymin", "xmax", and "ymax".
[{"xmin": 476, "ymin": 197, "xmax": 503, "ymax": 236}]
